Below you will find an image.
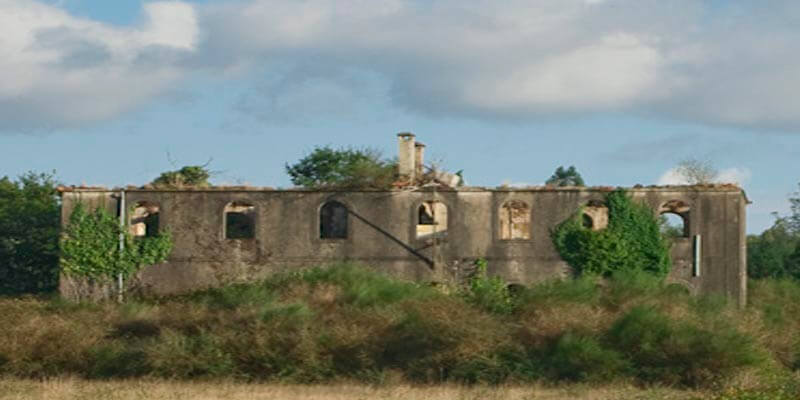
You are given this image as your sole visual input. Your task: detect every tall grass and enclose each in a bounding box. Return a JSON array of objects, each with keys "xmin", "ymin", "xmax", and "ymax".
[{"xmin": 0, "ymin": 263, "xmax": 797, "ymax": 395}]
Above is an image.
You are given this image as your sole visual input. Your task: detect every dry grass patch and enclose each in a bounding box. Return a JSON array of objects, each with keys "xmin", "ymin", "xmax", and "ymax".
[{"xmin": 0, "ymin": 379, "xmax": 702, "ymax": 400}]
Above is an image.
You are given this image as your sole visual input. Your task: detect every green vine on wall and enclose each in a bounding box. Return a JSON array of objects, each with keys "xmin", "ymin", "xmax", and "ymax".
[
  {"xmin": 551, "ymin": 189, "xmax": 671, "ymax": 278},
  {"xmin": 60, "ymin": 203, "xmax": 173, "ymax": 283}
]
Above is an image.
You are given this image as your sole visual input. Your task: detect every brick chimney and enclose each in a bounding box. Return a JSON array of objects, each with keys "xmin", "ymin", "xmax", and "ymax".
[
  {"xmin": 397, "ymin": 132, "xmax": 416, "ymax": 181},
  {"xmin": 414, "ymin": 142, "xmax": 425, "ymax": 178}
]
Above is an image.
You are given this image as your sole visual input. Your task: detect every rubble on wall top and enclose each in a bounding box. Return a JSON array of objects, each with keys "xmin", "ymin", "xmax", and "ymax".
[
  {"xmin": 58, "ymin": 183, "xmax": 744, "ymax": 193},
  {"xmin": 57, "ymin": 185, "xmax": 278, "ymax": 192},
  {"xmin": 491, "ymin": 183, "xmax": 743, "ymax": 191}
]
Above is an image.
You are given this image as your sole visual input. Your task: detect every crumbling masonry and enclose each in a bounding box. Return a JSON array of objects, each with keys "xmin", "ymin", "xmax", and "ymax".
[{"xmin": 59, "ymin": 133, "xmax": 749, "ymax": 305}]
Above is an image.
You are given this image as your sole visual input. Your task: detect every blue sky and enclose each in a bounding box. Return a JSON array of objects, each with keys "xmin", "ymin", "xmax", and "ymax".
[{"xmin": 1, "ymin": 0, "xmax": 799, "ymax": 234}]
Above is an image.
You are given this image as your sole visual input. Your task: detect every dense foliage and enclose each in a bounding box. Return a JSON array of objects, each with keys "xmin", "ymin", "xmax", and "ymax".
[
  {"xmin": 0, "ymin": 172, "xmax": 61, "ymax": 295},
  {"xmin": 286, "ymin": 146, "xmax": 397, "ymax": 189},
  {"xmin": 551, "ymin": 189, "xmax": 671, "ymax": 278},
  {"xmin": 748, "ymin": 185, "xmax": 800, "ymax": 280},
  {"xmin": 460, "ymin": 258, "xmax": 513, "ymax": 315},
  {"xmin": 748, "ymin": 218, "xmax": 800, "ymax": 280},
  {"xmin": 790, "ymin": 184, "xmax": 800, "ymax": 233},
  {"xmin": 2, "ymin": 263, "xmax": 797, "ymax": 396},
  {"xmin": 545, "ymin": 165, "xmax": 585, "ymax": 187},
  {"xmin": 151, "ymin": 166, "xmax": 211, "ymax": 188},
  {"xmin": 60, "ymin": 203, "xmax": 173, "ymax": 283}
]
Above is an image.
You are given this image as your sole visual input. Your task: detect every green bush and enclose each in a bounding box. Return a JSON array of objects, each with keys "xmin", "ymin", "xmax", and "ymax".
[
  {"xmin": 551, "ymin": 189, "xmax": 671, "ymax": 278},
  {"xmin": 517, "ymin": 275, "xmax": 600, "ymax": 306},
  {"xmin": 86, "ymin": 343, "xmax": 150, "ymax": 378},
  {"xmin": 377, "ymin": 298, "xmax": 508, "ymax": 383},
  {"xmin": 0, "ymin": 172, "xmax": 60, "ymax": 295},
  {"xmin": 190, "ymin": 282, "xmax": 277, "ymax": 310},
  {"xmin": 297, "ymin": 263, "xmax": 433, "ymax": 308},
  {"xmin": 604, "ymin": 269, "xmax": 677, "ymax": 308},
  {"xmin": 607, "ymin": 306, "xmax": 761, "ymax": 386},
  {"xmin": 546, "ymin": 332, "xmax": 630, "ymax": 382},
  {"xmin": 747, "ymin": 279, "xmax": 800, "ymax": 369},
  {"xmin": 152, "ymin": 165, "xmax": 211, "ymax": 188},
  {"xmin": 148, "ymin": 330, "xmax": 235, "ymax": 379},
  {"xmin": 460, "ymin": 258, "xmax": 514, "ymax": 315}
]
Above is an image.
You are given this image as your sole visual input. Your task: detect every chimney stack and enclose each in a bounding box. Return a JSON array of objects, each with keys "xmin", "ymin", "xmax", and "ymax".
[
  {"xmin": 414, "ymin": 142, "xmax": 425, "ymax": 178},
  {"xmin": 397, "ymin": 132, "xmax": 416, "ymax": 181}
]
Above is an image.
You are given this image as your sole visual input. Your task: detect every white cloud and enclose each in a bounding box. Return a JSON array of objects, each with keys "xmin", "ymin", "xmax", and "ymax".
[
  {"xmin": 657, "ymin": 166, "xmax": 752, "ymax": 185},
  {"xmin": 138, "ymin": 2, "xmax": 199, "ymax": 50},
  {"xmin": 716, "ymin": 167, "xmax": 752, "ymax": 185},
  {"xmin": 199, "ymin": 0, "xmax": 800, "ymax": 128},
  {"xmin": 0, "ymin": 0, "xmax": 198, "ymax": 131},
  {"xmin": 656, "ymin": 168, "xmax": 685, "ymax": 186},
  {"xmin": 500, "ymin": 180, "xmax": 542, "ymax": 188},
  {"xmin": 4, "ymin": 0, "xmax": 800, "ymax": 131}
]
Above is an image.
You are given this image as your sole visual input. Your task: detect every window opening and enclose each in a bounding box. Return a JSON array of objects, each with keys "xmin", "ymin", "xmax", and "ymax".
[
  {"xmin": 660, "ymin": 213, "xmax": 688, "ymax": 238},
  {"xmin": 500, "ymin": 200, "xmax": 531, "ymax": 240},
  {"xmin": 131, "ymin": 202, "xmax": 159, "ymax": 238},
  {"xmin": 320, "ymin": 201, "xmax": 348, "ymax": 239},
  {"xmin": 659, "ymin": 200, "xmax": 691, "ymax": 239},
  {"xmin": 416, "ymin": 201, "xmax": 448, "ymax": 238},
  {"xmin": 225, "ymin": 202, "xmax": 256, "ymax": 239},
  {"xmin": 582, "ymin": 201, "xmax": 608, "ymax": 231}
]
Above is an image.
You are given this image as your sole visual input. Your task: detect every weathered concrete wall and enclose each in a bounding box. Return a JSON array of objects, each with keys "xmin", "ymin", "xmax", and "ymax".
[
  {"xmin": 58, "ymin": 191, "xmax": 119, "ymax": 301},
  {"xmin": 59, "ymin": 186, "xmax": 748, "ymax": 305}
]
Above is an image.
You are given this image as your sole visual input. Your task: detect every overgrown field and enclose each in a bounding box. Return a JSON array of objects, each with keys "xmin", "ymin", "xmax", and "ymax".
[
  {"xmin": 1, "ymin": 264, "xmax": 799, "ymax": 399},
  {"xmin": 0, "ymin": 379, "xmax": 702, "ymax": 400}
]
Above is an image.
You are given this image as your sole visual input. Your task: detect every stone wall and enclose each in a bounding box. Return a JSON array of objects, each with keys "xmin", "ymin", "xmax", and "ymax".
[{"xmin": 59, "ymin": 186, "xmax": 748, "ymax": 305}]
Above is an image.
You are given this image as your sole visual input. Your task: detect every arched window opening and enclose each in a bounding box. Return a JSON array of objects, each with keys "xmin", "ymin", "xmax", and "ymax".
[
  {"xmin": 499, "ymin": 200, "xmax": 531, "ymax": 240},
  {"xmin": 660, "ymin": 213, "xmax": 688, "ymax": 239},
  {"xmin": 225, "ymin": 202, "xmax": 256, "ymax": 239},
  {"xmin": 131, "ymin": 202, "xmax": 159, "ymax": 238},
  {"xmin": 416, "ymin": 200, "xmax": 448, "ymax": 238},
  {"xmin": 582, "ymin": 201, "xmax": 608, "ymax": 231},
  {"xmin": 320, "ymin": 201, "xmax": 348, "ymax": 239},
  {"xmin": 658, "ymin": 200, "xmax": 691, "ymax": 238},
  {"xmin": 659, "ymin": 200, "xmax": 690, "ymax": 239}
]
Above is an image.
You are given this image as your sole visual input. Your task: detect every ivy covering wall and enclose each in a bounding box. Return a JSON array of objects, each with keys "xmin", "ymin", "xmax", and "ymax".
[
  {"xmin": 551, "ymin": 189, "xmax": 671, "ymax": 278},
  {"xmin": 60, "ymin": 203, "xmax": 172, "ymax": 289}
]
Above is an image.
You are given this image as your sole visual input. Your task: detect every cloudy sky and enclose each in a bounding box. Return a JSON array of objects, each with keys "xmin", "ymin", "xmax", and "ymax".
[{"xmin": 1, "ymin": 0, "xmax": 798, "ymax": 233}]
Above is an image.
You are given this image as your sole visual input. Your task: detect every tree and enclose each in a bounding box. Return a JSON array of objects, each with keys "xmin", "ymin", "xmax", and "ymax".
[
  {"xmin": 747, "ymin": 216, "xmax": 800, "ymax": 280},
  {"xmin": 152, "ymin": 165, "xmax": 211, "ymax": 188},
  {"xmin": 789, "ymin": 184, "xmax": 800, "ymax": 234},
  {"xmin": 546, "ymin": 166, "xmax": 585, "ymax": 187},
  {"xmin": 60, "ymin": 203, "xmax": 173, "ymax": 300},
  {"xmin": 285, "ymin": 146, "xmax": 397, "ymax": 189},
  {"xmin": 0, "ymin": 172, "xmax": 61, "ymax": 295},
  {"xmin": 746, "ymin": 183, "xmax": 800, "ymax": 280},
  {"xmin": 674, "ymin": 158, "xmax": 717, "ymax": 185}
]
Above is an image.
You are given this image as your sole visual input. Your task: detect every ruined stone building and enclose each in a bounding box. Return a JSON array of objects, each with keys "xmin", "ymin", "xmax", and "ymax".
[{"xmin": 59, "ymin": 133, "xmax": 749, "ymax": 305}]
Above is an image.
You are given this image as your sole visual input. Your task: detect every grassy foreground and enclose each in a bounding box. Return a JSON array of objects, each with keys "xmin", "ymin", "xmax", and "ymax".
[
  {"xmin": 0, "ymin": 379, "xmax": 700, "ymax": 400},
  {"xmin": 1, "ymin": 264, "xmax": 800, "ymax": 398}
]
